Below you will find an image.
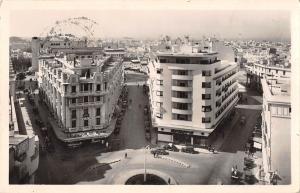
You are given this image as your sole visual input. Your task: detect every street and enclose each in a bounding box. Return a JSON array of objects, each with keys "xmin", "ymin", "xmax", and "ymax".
[
  {"xmin": 31, "ymin": 70, "xmax": 263, "ymax": 185},
  {"xmin": 210, "ymin": 70, "xmax": 263, "ymax": 153}
]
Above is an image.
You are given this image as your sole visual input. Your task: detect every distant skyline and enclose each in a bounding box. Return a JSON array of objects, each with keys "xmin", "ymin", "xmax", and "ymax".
[{"xmin": 10, "ymin": 10, "xmax": 290, "ymax": 41}]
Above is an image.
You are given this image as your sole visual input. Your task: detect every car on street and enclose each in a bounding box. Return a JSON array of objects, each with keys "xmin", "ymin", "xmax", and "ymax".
[
  {"xmin": 181, "ymin": 146, "xmax": 198, "ymax": 154},
  {"xmin": 240, "ymin": 116, "xmax": 246, "ymax": 125},
  {"xmin": 150, "ymin": 148, "xmax": 169, "ymax": 155},
  {"xmin": 162, "ymin": 144, "xmax": 179, "ymax": 152}
]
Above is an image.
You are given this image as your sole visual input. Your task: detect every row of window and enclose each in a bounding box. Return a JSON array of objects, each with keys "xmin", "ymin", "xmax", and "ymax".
[
  {"xmin": 71, "ymin": 117, "xmax": 101, "ymax": 128},
  {"xmin": 159, "ymin": 57, "xmax": 218, "ymax": 65},
  {"xmin": 71, "ymin": 107, "xmax": 101, "ymax": 119},
  {"xmin": 70, "ymin": 95, "xmax": 103, "ymax": 104},
  {"xmin": 215, "ymin": 93, "xmax": 238, "ymax": 118},
  {"xmin": 270, "ymin": 105, "xmax": 291, "ymax": 116}
]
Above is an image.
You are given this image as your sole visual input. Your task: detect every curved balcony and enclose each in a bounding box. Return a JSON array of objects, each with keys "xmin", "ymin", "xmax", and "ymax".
[
  {"xmin": 171, "ymin": 74, "xmax": 193, "ymax": 80},
  {"xmin": 171, "ymin": 86, "xmax": 193, "ymax": 92},
  {"xmin": 172, "ymin": 108, "xmax": 192, "ymax": 115},
  {"xmin": 171, "ymin": 97, "xmax": 193, "ymax": 103}
]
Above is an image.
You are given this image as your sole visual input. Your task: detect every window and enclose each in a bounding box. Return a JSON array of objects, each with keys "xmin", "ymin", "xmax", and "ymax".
[
  {"xmin": 156, "ymin": 113, "xmax": 163, "ymax": 118},
  {"xmin": 83, "ymin": 108, "xmax": 89, "ymax": 117},
  {"xmin": 271, "ymin": 106, "xmax": 277, "ymax": 115},
  {"xmin": 289, "ymin": 107, "xmax": 291, "ymax": 113},
  {"xmin": 177, "ymin": 114, "xmax": 189, "ymax": 121},
  {"xmin": 156, "ymin": 102, "xmax": 163, "ymax": 107},
  {"xmin": 283, "ymin": 71, "xmax": 286, "ymax": 76},
  {"xmin": 283, "ymin": 107, "xmax": 288, "ymax": 116},
  {"xmin": 156, "ymin": 69, "xmax": 162, "ymax": 74},
  {"xmin": 156, "ymin": 79, "xmax": 163, "ymax": 85},
  {"xmin": 71, "ymin": 98, "xmax": 76, "ymax": 104},
  {"xmin": 96, "ymin": 118, "xmax": 101, "ymax": 125},
  {"xmin": 202, "ymin": 94, "xmax": 211, "ymax": 100},
  {"xmin": 71, "ymin": 110, "xmax": 76, "ymax": 119},
  {"xmin": 277, "ymin": 107, "xmax": 282, "ymax": 115},
  {"xmin": 202, "ymin": 70, "xmax": 211, "ymax": 76},
  {"xmin": 71, "ymin": 86, "xmax": 76, "ymax": 93},
  {"xmin": 173, "ymin": 102, "xmax": 188, "ymax": 110},
  {"xmin": 64, "ymin": 85, "xmax": 68, "ymax": 93},
  {"xmin": 177, "ymin": 70, "xmax": 189, "ymax": 75},
  {"xmin": 177, "ymin": 91, "xmax": 188, "ymax": 98},
  {"xmin": 96, "ymin": 84, "xmax": 101, "ymax": 91},
  {"xmin": 202, "ymin": 82, "xmax": 211, "ymax": 88},
  {"xmin": 96, "ymin": 108, "xmax": 101, "ymax": 116},
  {"xmin": 84, "ymin": 96, "xmax": 89, "ymax": 103},
  {"xmin": 202, "ymin": 105, "xmax": 212, "ymax": 112},
  {"xmin": 175, "ymin": 58, "xmax": 190, "ymax": 64},
  {"xmin": 95, "ymin": 96, "xmax": 100, "ymax": 101},
  {"xmin": 84, "ymin": 120, "xmax": 89, "ymax": 127},
  {"xmin": 71, "ymin": 120, "xmax": 76, "ymax": 128},
  {"xmin": 202, "ymin": 117, "xmax": 211, "ymax": 123},
  {"xmin": 159, "ymin": 58, "xmax": 167, "ymax": 63},
  {"xmin": 156, "ymin": 91, "xmax": 163, "ymax": 96}
]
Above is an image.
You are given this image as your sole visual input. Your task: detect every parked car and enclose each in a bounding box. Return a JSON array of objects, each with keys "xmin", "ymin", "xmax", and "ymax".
[
  {"xmin": 240, "ymin": 116, "xmax": 246, "ymax": 125},
  {"xmin": 150, "ymin": 148, "xmax": 169, "ymax": 155},
  {"xmin": 162, "ymin": 144, "xmax": 179, "ymax": 152},
  {"xmin": 181, "ymin": 146, "xmax": 198, "ymax": 154}
]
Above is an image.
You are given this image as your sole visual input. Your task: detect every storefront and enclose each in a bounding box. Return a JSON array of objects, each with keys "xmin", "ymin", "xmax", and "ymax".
[{"xmin": 157, "ymin": 128, "xmax": 208, "ymax": 147}]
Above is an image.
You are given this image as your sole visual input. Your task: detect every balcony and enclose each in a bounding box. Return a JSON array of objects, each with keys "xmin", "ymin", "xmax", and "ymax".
[
  {"xmin": 172, "ymin": 108, "xmax": 192, "ymax": 115},
  {"xmin": 171, "ymin": 97, "xmax": 193, "ymax": 103},
  {"xmin": 171, "ymin": 86, "xmax": 193, "ymax": 92},
  {"xmin": 171, "ymin": 74, "xmax": 193, "ymax": 80}
]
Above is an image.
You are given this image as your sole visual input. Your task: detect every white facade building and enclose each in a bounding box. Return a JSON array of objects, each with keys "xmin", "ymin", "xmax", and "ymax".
[
  {"xmin": 261, "ymin": 77, "xmax": 291, "ymax": 184},
  {"xmin": 148, "ymin": 45, "xmax": 239, "ymax": 146},
  {"xmin": 37, "ymin": 48, "xmax": 124, "ymax": 143}
]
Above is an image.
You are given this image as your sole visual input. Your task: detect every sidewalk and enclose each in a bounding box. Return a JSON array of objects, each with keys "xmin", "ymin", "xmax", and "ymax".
[{"xmin": 34, "ymin": 94, "xmax": 114, "ymax": 143}]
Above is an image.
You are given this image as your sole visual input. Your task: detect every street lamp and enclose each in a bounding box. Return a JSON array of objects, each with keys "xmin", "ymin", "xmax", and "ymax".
[{"xmin": 144, "ymin": 145, "xmax": 150, "ymax": 183}]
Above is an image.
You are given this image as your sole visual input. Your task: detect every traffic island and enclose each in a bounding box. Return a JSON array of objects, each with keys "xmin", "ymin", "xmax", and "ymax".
[{"xmin": 125, "ymin": 174, "xmax": 167, "ymax": 185}]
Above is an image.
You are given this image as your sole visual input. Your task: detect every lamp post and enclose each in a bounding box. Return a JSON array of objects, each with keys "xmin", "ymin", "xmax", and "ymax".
[{"xmin": 144, "ymin": 145, "xmax": 149, "ymax": 183}]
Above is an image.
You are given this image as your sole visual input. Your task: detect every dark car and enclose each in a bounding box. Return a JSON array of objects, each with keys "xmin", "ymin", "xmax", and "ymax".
[
  {"xmin": 181, "ymin": 146, "xmax": 198, "ymax": 154},
  {"xmin": 162, "ymin": 144, "xmax": 179, "ymax": 152},
  {"xmin": 150, "ymin": 148, "xmax": 169, "ymax": 155}
]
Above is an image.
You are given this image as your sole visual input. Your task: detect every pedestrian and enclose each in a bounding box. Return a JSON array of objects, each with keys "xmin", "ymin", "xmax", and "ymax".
[
  {"xmin": 125, "ymin": 152, "xmax": 127, "ymax": 158},
  {"xmin": 153, "ymin": 153, "xmax": 156, "ymax": 158},
  {"xmin": 168, "ymin": 178, "xmax": 171, "ymax": 184}
]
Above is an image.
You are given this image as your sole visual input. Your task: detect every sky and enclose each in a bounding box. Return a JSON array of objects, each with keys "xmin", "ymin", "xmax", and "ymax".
[{"xmin": 9, "ymin": 10, "xmax": 290, "ymax": 41}]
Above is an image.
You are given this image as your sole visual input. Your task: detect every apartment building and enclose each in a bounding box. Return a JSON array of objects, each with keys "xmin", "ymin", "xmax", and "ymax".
[
  {"xmin": 148, "ymin": 44, "xmax": 239, "ymax": 146},
  {"xmin": 261, "ymin": 77, "xmax": 291, "ymax": 184},
  {"xmin": 37, "ymin": 48, "xmax": 124, "ymax": 143},
  {"xmin": 245, "ymin": 61, "xmax": 291, "ymax": 91}
]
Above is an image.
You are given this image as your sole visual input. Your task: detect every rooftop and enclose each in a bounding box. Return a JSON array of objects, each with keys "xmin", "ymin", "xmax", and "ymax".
[{"xmin": 262, "ymin": 77, "xmax": 290, "ymax": 104}]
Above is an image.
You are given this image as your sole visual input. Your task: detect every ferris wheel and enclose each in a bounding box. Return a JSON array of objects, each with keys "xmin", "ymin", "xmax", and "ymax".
[{"xmin": 40, "ymin": 16, "xmax": 100, "ymax": 46}]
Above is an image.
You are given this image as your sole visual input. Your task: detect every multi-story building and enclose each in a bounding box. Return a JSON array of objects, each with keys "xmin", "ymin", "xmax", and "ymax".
[
  {"xmin": 31, "ymin": 36, "xmax": 88, "ymax": 72},
  {"xmin": 37, "ymin": 46, "xmax": 124, "ymax": 144},
  {"xmin": 261, "ymin": 77, "xmax": 291, "ymax": 184},
  {"xmin": 104, "ymin": 48, "xmax": 125, "ymax": 58},
  {"xmin": 148, "ymin": 44, "xmax": 239, "ymax": 146},
  {"xmin": 245, "ymin": 61, "xmax": 291, "ymax": 91}
]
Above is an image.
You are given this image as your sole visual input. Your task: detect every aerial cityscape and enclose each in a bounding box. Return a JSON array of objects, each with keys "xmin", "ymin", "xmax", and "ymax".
[{"xmin": 8, "ymin": 10, "xmax": 291, "ymax": 185}]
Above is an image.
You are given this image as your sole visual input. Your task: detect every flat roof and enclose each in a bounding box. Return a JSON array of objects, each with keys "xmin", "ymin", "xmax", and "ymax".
[
  {"xmin": 261, "ymin": 77, "xmax": 290, "ymax": 104},
  {"xmin": 9, "ymin": 135, "xmax": 28, "ymax": 146}
]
